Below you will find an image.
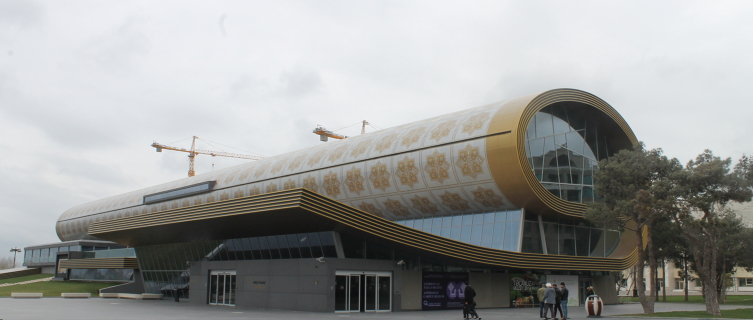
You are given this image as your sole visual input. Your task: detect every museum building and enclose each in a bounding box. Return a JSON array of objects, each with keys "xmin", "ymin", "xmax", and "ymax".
[{"xmin": 43, "ymin": 88, "xmax": 639, "ymax": 312}]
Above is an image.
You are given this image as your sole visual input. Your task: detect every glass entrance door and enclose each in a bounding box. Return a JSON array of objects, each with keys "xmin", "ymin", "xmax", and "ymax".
[
  {"xmin": 335, "ymin": 271, "xmax": 391, "ymax": 312},
  {"xmin": 209, "ymin": 270, "xmax": 236, "ymax": 306}
]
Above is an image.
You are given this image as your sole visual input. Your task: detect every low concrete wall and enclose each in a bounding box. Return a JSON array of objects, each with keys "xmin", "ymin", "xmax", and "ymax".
[
  {"xmin": 100, "ymin": 270, "xmax": 144, "ymax": 294},
  {"xmin": 401, "ymin": 270, "xmax": 422, "ymax": 310},
  {"xmin": 593, "ymin": 275, "xmax": 618, "ymax": 305},
  {"xmin": 470, "ymin": 272, "xmax": 510, "ymax": 308},
  {"xmin": 190, "ymin": 258, "xmax": 403, "ymax": 312},
  {"xmin": 0, "ymin": 268, "xmax": 41, "ymax": 280}
]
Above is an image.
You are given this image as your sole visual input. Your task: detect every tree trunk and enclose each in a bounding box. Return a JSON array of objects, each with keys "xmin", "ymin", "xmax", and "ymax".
[
  {"xmin": 647, "ymin": 222, "xmax": 658, "ymax": 307},
  {"xmin": 693, "ymin": 232, "xmax": 721, "ymax": 316},
  {"xmin": 662, "ymin": 259, "xmax": 667, "ymax": 302},
  {"xmin": 684, "ymin": 254, "xmax": 689, "ymax": 302},
  {"xmin": 635, "ymin": 226, "xmax": 654, "ymax": 314}
]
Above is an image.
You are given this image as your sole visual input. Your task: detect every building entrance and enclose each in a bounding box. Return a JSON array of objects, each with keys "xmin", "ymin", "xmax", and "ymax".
[
  {"xmin": 335, "ymin": 271, "xmax": 391, "ymax": 312},
  {"xmin": 209, "ymin": 270, "xmax": 236, "ymax": 306}
]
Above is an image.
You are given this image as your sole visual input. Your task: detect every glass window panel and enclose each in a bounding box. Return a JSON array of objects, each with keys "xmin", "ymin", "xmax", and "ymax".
[
  {"xmin": 240, "ymin": 238, "xmax": 253, "ymax": 260},
  {"xmin": 452, "ymin": 215, "xmax": 462, "ymax": 226},
  {"xmin": 483, "ymin": 212, "xmax": 495, "ymax": 223},
  {"xmin": 589, "ymin": 228, "xmax": 604, "ymax": 257},
  {"xmin": 232, "ymin": 239, "xmax": 245, "ymax": 260},
  {"xmin": 462, "ymin": 214, "xmax": 473, "ymax": 226},
  {"xmin": 582, "ymin": 186, "xmax": 594, "ymax": 203},
  {"xmin": 556, "ymin": 147, "xmax": 572, "ymax": 184},
  {"xmin": 340, "ymin": 234, "xmax": 365, "ymax": 259},
  {"xmin": 257, "ymin": 237, "xmax": 271, "ymax": 259},
  {"xmin": 442, "ymin": 216, "xmax": 452, "ymax": 227},
  {"xmin": 450, "ymin": 225, "xmax": 461, "ymax": 241},
  {"xmin": 559, "ymin": 225, "xmax": 576, "ymax": 256},
  {"xmin": 286, "ymin": 234, "xmax": 301, "ymax": 259},
  {"xmin": 535, "ymin": 112, "xmax": 554, "ymax": 137},
  {"xmin": 543, "ymin": 136, "xmax": 558, "ymax": 183},
  {"xmin": 542, "ymin": 222, "xmax": 559, "ymax": 255},
  {"xmin": 521, "ymin": 221, "xmax": 542, "ymax": 253},
  {"xmin": 574, "ymin": 227, "xmax": 590, "ymax": 256},
  {"xmin": 431, "ymin": 228, "xmax": 441, "ymax": 236},
  {"xmin": 551, "ymin": 105, "xmax": 570, "ymax": 134},
  {"xmin": 481, "ymin": 224, "xmax": 493, "ymax": 247},
  {"xmin": 492, "ymin": 222, "xmax": 505, "ymax": 250},
  {"xmin": 503, "ymin": 222, "xmax": 521, "ymax": 252},
  {"xmin": 473, "ymin": 213, "xmax": 484, "ymax": 225},
  {"xmin": 460, "ymin": 225, "xmax": 472, "ymax": 243},
  {"xmin": 366, "ymin": 242, "xmax": 392, "ymax": 260},
  {"xmin": 319, "ymin": 232, "xmax": 338, "ymax": 258},
  {"xmin": 275, "ymin": 235, "xmax": 290, "ymax": 259},
  {"xmin": 432, "ymin": 217, "xmax": 442, "ymax": 228},
  {"xmin": 528, "ymin": 138, "xmax": 546, "ymax": 180},
  {"xmin": 403, "ymin": 219, "xmax": 414, "ymax": 228},
  {"xmin": 267, "ymin": 236, "xmax": 281, "ymax": 259},
  {"xmin": 441, "ymin": 227, "xmax": 451, "ymax": 238},
  {"xmin": 308, "ymin": 233, "xmax": 324, "ymax": 258},
  {"xmin": 413, "ymin": 219, "xmax": 423, "ymax": 231},
  {"xmin": 527, "ymin": 116, "xmax": 536, "ymax": 139},
  {"xmin": 422, "ymin": 218, "xmax": 432, "ymax": 229},
  {"xmin": 470, "ymin": 225, "xmax": 482, "ymax": 245},
  {"xmin": 507, "ymin": 210, "xmax": 522, "ymax": 221},
  {"xmin": 495, "ymin": 211, "xmax": 507, "ymax": 222},
  {"xmin": 297, "ymin": 233, "xmax": 313, "ymax": 258}
]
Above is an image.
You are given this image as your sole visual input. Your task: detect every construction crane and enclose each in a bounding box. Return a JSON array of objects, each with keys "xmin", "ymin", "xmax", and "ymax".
[
  {"xmin": 152, "ymin": 136, "xmax": 265, "ymax": 177},
  {"xmin": 313, "ymin": 120, "xmax": 379, "ymax": 142}
]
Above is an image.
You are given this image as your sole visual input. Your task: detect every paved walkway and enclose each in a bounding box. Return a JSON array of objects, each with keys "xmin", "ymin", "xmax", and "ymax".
[{"xmin": 0, "ymin": 299, "xmax": 750, "ymax": 320}]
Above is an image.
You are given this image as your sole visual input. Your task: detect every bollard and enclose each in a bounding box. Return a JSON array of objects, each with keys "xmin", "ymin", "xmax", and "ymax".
[{"xmin": 585, "ymin": 295, "xmax": 603, "ymax": 317}]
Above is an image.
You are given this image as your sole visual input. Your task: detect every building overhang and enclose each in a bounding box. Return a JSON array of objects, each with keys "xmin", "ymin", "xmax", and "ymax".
[{"xmin": 89, "ymin": 188, "xmax": 638, "ymax": 271}]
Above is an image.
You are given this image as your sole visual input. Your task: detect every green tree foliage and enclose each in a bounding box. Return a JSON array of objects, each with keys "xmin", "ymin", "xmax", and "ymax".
[
  {"xmin": 668, "ymin": 150, "xmax": 753, "ymax": 316},
  {"xmin": 585, "ymin": 142, "xmax": 681, "ymax": 315}
]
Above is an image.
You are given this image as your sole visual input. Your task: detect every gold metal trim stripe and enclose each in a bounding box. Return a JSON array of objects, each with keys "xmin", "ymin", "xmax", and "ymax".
[
  {"xmin": 487, "ymin": 88, "xmax": 638, "ymax": 217},
  {"xmin": 59, "ymin": 257, "xmax": 139, "ymax": 269},
  {"xmin": 89, "ymin": 189, "xmax": 637, "ymax": 271}
]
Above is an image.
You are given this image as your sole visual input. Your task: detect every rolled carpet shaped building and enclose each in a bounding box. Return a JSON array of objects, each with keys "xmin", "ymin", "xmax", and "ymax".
[{"xmin": 55, "ymin": 88, "xmax": 639, "ymax": 312}]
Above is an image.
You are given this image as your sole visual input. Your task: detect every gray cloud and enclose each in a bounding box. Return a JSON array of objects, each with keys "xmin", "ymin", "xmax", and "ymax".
[{"xmin": 2, "ymin": 0, "xmax": 753, "ymax": 259}]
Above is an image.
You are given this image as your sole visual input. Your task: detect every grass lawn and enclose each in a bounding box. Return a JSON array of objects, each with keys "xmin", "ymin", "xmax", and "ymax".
[
  {"xmin": 624, "ymin": 296, "xmax": 753, "ymax": 305},
  {"xmin": 0, "ymin": 274, "xmax": 51, "ymax": 285},
  {"xmin": 620, "ymin": 308, "xmax": 753, "ymax": 318},
  {"xmin": 0, "ymin": 280, "xmax": 123, "ymax": 297}
]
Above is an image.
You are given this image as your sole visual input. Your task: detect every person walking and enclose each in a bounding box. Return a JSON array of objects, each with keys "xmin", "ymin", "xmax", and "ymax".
[
  {"xmin": 463, "ymin": 283, "xmax": 480, "ymax": 319},
  {"xmin": 560, "ymin": 282, "xmax": 569, "ymax": 320},
  {"xmin": 538, "ymin": 284, "xmax": 547, "ymax": 319},
  {"xmin": 553, "ymin": 283, "xmax": 563, "ymax": 320},
  {"xmin": 585, "ymin": 286, "xmax": 595, "ymax": 304},
  {"xmin": 543, "ymin": 283, "xmax": 556, "ymax": 320}
]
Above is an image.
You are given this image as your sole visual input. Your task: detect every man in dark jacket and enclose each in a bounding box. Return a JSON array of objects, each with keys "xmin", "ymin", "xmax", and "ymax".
[
  {"xmin": 463, "ymin": 283, "xmax": 479, "ymax": 319},
  {"xmin": 553, "ymin": 283, "xmax": 563, "ymax": 320},
  {"xmin": 560, "ymin": 282, "xmax": 570, "ymax": 320}
]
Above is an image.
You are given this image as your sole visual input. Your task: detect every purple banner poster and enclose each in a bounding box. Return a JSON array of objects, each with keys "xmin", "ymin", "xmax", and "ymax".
[{"xmin": 421, "ymin": 272, "xmax": 469, "ymax": 310}]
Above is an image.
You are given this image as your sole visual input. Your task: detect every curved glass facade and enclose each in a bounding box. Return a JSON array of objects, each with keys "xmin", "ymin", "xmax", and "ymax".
[
  {"xmin": 525, "ymin": 103, "xmax": 616, "ymax": 203},
  {"xmin": 393, "ymin": 209, "xmax": 523, "ymax": 252}
]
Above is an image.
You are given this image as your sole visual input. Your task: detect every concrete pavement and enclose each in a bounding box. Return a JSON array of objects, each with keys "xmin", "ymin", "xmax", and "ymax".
[{"xmin": 0, "ymin": 298, "xmax": 750, "ymax": 320}]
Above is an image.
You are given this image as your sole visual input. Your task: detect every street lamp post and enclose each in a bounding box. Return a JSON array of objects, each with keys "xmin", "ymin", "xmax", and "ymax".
[{"xmin": 10, "ymin": 248, "xmax": 21, "ymax": 268}]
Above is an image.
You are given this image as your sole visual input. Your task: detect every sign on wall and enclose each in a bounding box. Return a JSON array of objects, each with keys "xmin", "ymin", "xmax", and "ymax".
[
  {"xmin": 421, "ymin": 272, "xmax": 469, "ymax": 310},
  {"xmin": 509, "ymin": 274, "xmax": 581, "ymax": 307}
]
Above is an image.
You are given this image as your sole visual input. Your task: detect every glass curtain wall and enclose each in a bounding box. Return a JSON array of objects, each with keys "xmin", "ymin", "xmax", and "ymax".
[
  {"xmin": 520, "ymin": 214, "xmax": 621, "ymax": 257},
  {"xmin": 392, "ymin": 209, "xmax": 523, "ymax": 252},
  {"xmin": 135, "ymin": 232, "xmax": 339, "ymax": 298},
  {"xmin": 525, "ymin": 104, "xmax": 616, "ymax": 203}
]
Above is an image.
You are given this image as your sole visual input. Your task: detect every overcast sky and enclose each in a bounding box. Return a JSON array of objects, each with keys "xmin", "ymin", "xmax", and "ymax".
[{"xmin": 1, "ymin": 0, "xmax": 752, "ymax": 262}]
